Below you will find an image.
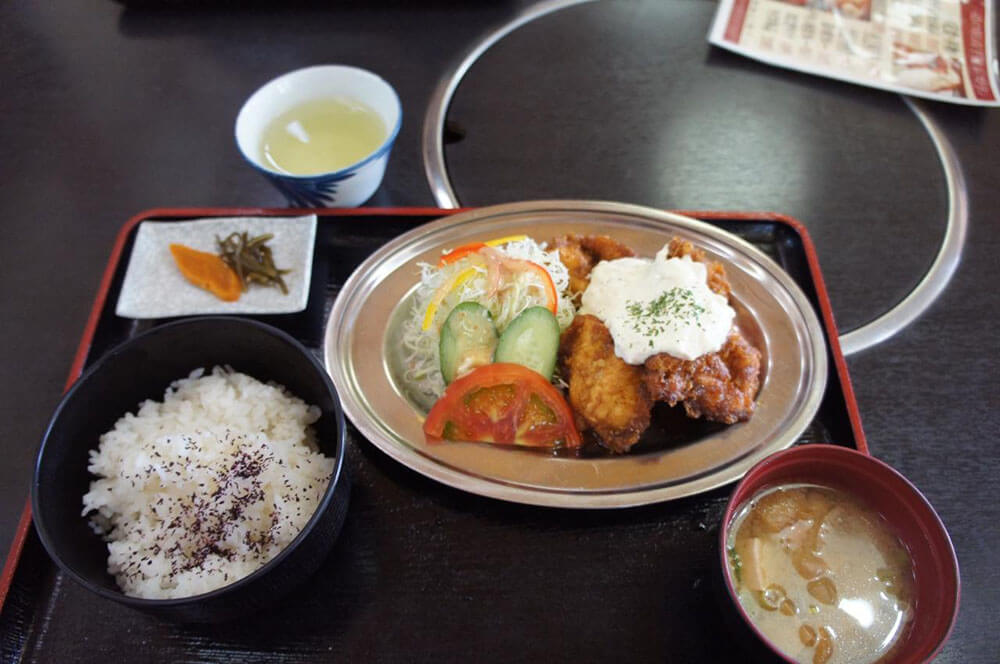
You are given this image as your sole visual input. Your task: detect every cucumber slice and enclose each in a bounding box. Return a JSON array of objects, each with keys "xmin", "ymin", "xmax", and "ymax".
[
  {"xmin": 494, "ymin": 306, "xmax": 560, "ymax": 379},
  {"xmin": 439, "ymin": 302, "xmax": 498, "ymax": 384}
]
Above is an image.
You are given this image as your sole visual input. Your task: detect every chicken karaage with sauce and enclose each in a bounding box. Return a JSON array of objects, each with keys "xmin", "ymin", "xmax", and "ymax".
[
  {"xmin": 553, "ymin": 234, "xmax": 762, "ymax": 453},
  {"xmin": 553, "ymin": 234, "xmax": 635, "ymax": 301},
  {"xmin": 558, "ymin": 313, "xmax": 652, "ymax": 453}
]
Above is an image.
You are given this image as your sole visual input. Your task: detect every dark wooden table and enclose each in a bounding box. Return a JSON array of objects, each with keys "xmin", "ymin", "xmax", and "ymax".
[{"xmin": 1, "ymin": 0, "xmax": 996, "ymax": 661}]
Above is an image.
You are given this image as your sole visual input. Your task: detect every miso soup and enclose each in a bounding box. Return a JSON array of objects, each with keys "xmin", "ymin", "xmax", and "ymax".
[{"xmin": 727, "ymin": 484, "xmax": 914, "ymax": 664}]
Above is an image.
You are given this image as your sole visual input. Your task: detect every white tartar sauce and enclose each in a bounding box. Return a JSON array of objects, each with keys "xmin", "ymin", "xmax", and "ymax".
[{"xmin": 580, "ymin": 246, "xmax": 735, "ymax": 364}]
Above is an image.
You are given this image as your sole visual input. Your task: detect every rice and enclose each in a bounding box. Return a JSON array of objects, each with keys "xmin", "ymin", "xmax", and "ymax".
[{"xmin": 81, "ymin": 366, "xmax": 334, "ymax": 599}]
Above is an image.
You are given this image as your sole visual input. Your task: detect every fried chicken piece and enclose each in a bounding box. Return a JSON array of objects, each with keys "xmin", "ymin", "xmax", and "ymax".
[
  {"xmin": 665, "ymin": 237, "xmax": 731, "ymax": 298},
  {"xmin": 643, "ymin": 331, "xmax": 762, "ymax": 424},
  {"xmin": 558, "ymin": 314, "xmax": 652, "ymax": 453},
  {"xmin": 553, "ymin": 235, "xmax": 635, "ymax": 299},
  {"xmin": 642, "ymin": 238, "xmax": 760, "ymax": 423},
  {"xmin": 556, "ymin": 234, "xmax": 762, "ymax": 443}
]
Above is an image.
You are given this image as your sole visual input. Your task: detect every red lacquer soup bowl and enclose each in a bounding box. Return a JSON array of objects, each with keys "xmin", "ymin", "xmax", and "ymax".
[{"xmin": 718, "ymin": 445, "xmax": 959, "ymax": 663}]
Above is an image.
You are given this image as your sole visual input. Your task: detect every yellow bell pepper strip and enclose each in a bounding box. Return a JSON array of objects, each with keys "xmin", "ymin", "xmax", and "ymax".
[
  {"xmin": 484, "ymin": 234, "xmax": 528, "ymax": 247},
  {"xmin": 422, "ymin": 267, "xmax": 480, "ymax": 330}
]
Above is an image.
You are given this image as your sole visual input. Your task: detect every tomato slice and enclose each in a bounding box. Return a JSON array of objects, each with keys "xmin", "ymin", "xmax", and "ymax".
[{"xmin": 423, "ymin": 363, "xmax": 582, "ymax": 448}]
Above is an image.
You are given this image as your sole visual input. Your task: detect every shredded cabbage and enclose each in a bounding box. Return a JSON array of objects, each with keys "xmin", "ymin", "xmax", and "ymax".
[
  {"xmin": 399, "ymin": 238, "xmax": 575, "ymax": 402},
  {"xmin": 497, "ymin": 238, "xmax": 576, "ymax": 330}
]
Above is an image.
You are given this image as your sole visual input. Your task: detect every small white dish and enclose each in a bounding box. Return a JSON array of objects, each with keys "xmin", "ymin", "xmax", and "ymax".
[
  {"xmin": 116, "ymin": 215, "xmax": 316, "ymax": 319},
  {"xmin": 235, "ymin": 65, "xmax": 401, "ymax": 207}
]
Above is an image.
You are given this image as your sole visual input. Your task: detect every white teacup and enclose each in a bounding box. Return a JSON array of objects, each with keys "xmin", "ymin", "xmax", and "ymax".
[{"xmin": 235, "ymin": 65, "xmax": 401, "ymax": 208}]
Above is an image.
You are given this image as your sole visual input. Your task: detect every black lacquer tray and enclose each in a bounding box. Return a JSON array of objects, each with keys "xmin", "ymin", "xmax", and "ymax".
[{"xmin": 1, "ymin": 207, "xmax": 864, "ymax": 663}]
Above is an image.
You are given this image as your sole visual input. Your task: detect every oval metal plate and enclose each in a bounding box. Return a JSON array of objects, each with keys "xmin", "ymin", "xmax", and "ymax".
[{"xmin": 324, "ymin": 201, "xmax": 828, "ymax": 508}]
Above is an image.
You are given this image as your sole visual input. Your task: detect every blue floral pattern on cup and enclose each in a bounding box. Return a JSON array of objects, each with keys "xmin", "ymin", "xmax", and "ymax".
[{"xmin": 265, "ymin": 170, "xmax": 357, "ymax": 208}]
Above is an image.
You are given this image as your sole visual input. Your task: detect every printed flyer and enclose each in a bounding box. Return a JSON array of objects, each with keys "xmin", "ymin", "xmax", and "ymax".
[{"xmin": 710, "ymin": 0, "xmax": 1000, "ymax": 105}]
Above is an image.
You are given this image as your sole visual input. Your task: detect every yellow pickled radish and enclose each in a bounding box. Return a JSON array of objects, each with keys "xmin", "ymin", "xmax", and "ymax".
[{"xmin": 169, "ymin": 244, "xmax": 243, "ymax": 302}]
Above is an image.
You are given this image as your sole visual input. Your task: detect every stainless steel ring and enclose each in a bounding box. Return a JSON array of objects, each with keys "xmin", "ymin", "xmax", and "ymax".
[
  {"xmin": 421, "ymin": 0, "xmax": 599, "ymax": 209},
  {"xmin": 836, "ymin": 98, "xmax": 967, "ymax": 356},
  {"xmin": 421, "ymin": 1, "xmax": 968, "ymax": 355}
]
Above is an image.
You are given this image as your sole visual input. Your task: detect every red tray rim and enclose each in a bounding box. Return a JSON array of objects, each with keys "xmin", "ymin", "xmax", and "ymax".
[{"xmin": 0, "ymin": 206, "xmax": 866, "ymax": 615}]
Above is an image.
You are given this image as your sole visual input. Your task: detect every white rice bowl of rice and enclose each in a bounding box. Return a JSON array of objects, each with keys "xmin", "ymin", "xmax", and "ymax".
[
  {"xmin": 82, "ymin": 367, "xmax": 334, "ymax": 600},
  {"xmin": 32, "ymin": 317, "xmax": 349, "ymax": 622}
]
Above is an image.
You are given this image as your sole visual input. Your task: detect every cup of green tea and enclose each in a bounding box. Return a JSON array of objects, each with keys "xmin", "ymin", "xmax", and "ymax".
[{"xmin": 235, "ymin": 65, "xmax": 401, "ymax": 207}]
